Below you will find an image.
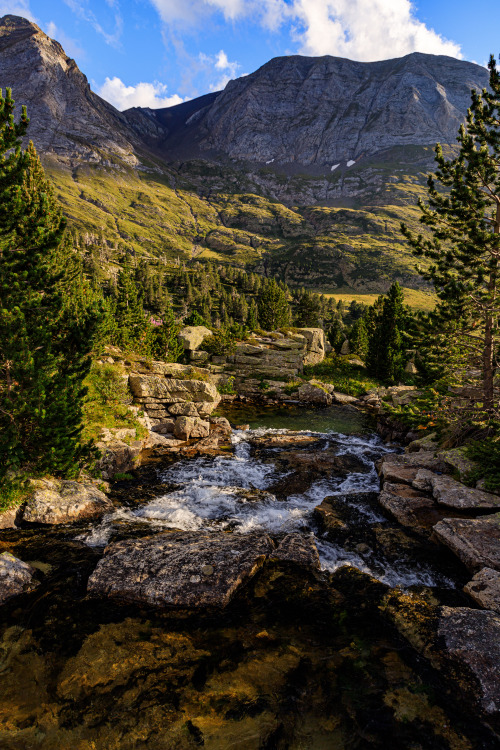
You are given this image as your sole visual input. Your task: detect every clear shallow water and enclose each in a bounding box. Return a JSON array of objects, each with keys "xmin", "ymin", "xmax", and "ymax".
[{"xmin": 78, "ymin": 409, "xmax": 455, "ymax": 589}]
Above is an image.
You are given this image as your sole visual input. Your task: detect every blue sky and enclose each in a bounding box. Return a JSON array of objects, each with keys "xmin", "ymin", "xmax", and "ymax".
[{"xmin": 3, "ymin": 0, "xmax": 499, "ymax": 110}]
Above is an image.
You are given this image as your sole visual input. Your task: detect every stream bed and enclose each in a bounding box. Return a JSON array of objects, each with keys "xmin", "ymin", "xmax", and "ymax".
[{"xmin": 0, "ymin": 405, "xmax": 497, "ymax": 749}]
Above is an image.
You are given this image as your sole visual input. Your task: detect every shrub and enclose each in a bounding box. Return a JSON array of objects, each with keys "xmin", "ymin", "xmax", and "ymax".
[{"xmin": 204, "ymin": 328, "xmax": 237, "ymax": 356}]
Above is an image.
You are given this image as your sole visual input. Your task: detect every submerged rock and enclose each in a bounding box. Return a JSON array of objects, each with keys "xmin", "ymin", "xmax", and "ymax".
[
  {"xmin": 88, "ymin": 531, "xmax": 274, "ymax": 608},
  {"xmin": 464, "ymin": 568, "xmax": 500, "ymax": 613},
  {"xmin": 433, "ymin": 514, "xmax": 500, "ymax": 571},
  {"xmin": 430, "ymin": 474, "xmax": 500, "ymax": 511},
  {"xmin": 0, "ymin": 552, "xmax": 38, "ymax": 604},
  {"xmin": 23, "ymin": 479, "xmax": 113, "ymax": 525}
]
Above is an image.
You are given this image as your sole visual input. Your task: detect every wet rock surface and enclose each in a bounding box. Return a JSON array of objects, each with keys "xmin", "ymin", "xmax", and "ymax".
[
  {"xmin": 23, "ymin": 479, "xmax": 113, "ymax": 525},
  {"xmin": 433, "ymin": 514, "xmax": 500, "ymax": 571},
  {"xmin": 378, "ymin": 482, "xmax": 442, "ymax": 532},
  {"xmin": 0, "ymin": 552, "xmax": 38, "ymax": 604}
]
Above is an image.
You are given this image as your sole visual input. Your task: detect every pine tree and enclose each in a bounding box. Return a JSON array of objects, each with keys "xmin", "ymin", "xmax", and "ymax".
[
  {"xmin": 248, "ymin": 298, "xmax": 259, "ymax": 330},
  {"xmin": 0, "ymin": 98, "xmax": 101, "ymax": 479},
  {"xmin": 258, "ymin": 279, "xmax": 291, "ymax": 330},
  {"xmin": 366, "ymin": 283, "xmax": 407, "ymax": 383},
  {"xmin": 349, "ymin": 318, "xmax": 369, "ymax": 359},
  {"xmin": 402, "ymin": 55, "xmax": 500, "ymax": 416},
  {"xmin": 150, "ymin": 299, "xmax": 183, "ymax": 362},
  {"xmin": 114, "ymin": 260, "xmax": 148, "ymax": 350}
]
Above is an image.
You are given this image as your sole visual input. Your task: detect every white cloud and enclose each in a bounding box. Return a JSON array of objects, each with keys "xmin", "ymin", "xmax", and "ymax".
[
  {"xmin": 45, "ymin": 21, "xmax": 85, "ymax": 58},
  {"xmin": 97, "ymin": 77, "xmax": 184, "ymax": 110},
  {"xmin": 199, "ymin": 49, "xmax": 241, "ymax": 91},
  {"xmin": 289, "ymin": 0, "xmax": 462, "ymax": 61},
  {"xmin": 148, "ymin": 0, "xmax": 461, "ymax": 61},
  {"xmin": 63, "ymin": 0, "xmax": 123, "ymax": 47},
  {"xmin": 0, "ymin": 0, "xmax": 36, "ymax": 21}
]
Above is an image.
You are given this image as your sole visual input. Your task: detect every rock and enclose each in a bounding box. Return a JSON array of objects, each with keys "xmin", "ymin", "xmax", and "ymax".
[
  {"xmin": 129, "ymin": 375, "xmax": 219, "ymax": 404},
  {"xmin": 298, "ymin": 382, "xmax": 332, "ymax": 405},
  {"xmin": 248, "ymin": 433, "xmax": 320, "ymax": 448},
  {"xmin": 378, "ymin": 482, "xmax": 438, "ymax": 530},
  {"xmin": 347, "ymin": 357, "xmax": 365, "ymax": 367},
  {"xmin": 23, "ymin": 479, "xmax": 113, "ymax": 525},
  {"xmin": 150, "ymin": 419, "xmax": 175, "ymax": 434},
  {"xmin": 340, "ymin": 339, "xmax": 350, "ymax": 355},
  {"xmin": 0, "ymin": 552, "xmax": 38, "ymax": 604},
  {"xmin": 430, "ymin": 474, "xmax": 500, "ymax": 511},
  {"xmin": 177, "ymin": 326, "xmax": 213, "ymax": 352},
  {"xmin": 96, "ymin": 439, "xmax": 142, "ymax": 480},
  {"xmin": 437, "ymin": 447, "xmax": 477, "ymax": 480},
  {"xmin": 209, "ymin": 416, "xmax": 232, "ymax": 435},
  {"xmin": 272, "ymin": 533, "xmax": 321, "ymax": 569},
  {"xmin": 173, "ymin": 416, "xmax": 210, "ymax": 441},
  {"xmin": 144, "ymin": 432, "xmax": 184, "ymax": 450},
  {"xmin": 87, "ymin": 531, "xmax": 274, "ymax": 609},
  {"xmin": 313, "ymin": 498, "xmax": 348, "ymax": 536},
  {"xmin": 167, "ymin": 402, "xmax": 200, "ymax": 417},
  {"xmin": 377, "ymin": 451, "xmax": 449, "ymax": 473},
  {"xmin": 295, "ymin": 327, "xmax": 326, "ymax": 365},
  {"xmin": 406, "ymin": 432, "xmax": 438, "ymax": 453},
  {"xmin": 331, "ymin": 391, "xmax": 359, "ymax": 404},
  {"xmin": 464, "ymin": 568, "xmax": 500, "ymax": 613},
  {"xmin": 0, "ymin": 507, "xmax": 20, "ymax": 529},
  {"xmin": 436, "ymin": 607, "xmax": 500, "ymax": 722},
  {"xmin": 411, "ymin": 468, "xmax": 436, "ymax": 492},
  {"xmin": 236, "ymin": 424, "xmax": 250, "ymax": 431},
  {"xmin": 433, "ymin": 514, "xmax": 500, "ymax": 571},
  {"xmin": 379, "ymin": 461, "xmax": 419, "ymax": 485}
]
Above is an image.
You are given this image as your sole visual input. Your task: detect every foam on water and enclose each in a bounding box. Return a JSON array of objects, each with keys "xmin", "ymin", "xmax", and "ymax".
[{"xmin": 78, "ymin": 426, "xmax": 453, "ymax": 589}]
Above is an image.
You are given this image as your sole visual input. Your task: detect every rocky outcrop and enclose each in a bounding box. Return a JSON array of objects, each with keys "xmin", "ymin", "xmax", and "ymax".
[
  {"xmin": 433, "ymin": 514, "xmax": 500, "ymax": 572},
  {"xmin": 96, "ymin": 439, "xmax": 143, "ymax": 480},
  {"xmin": 464, "ymin": 568, "xmax": 500, "ymax": 613},
  {"xmin": 173, "ymin": 416, "xmax": 210, "ymax": 441},
  {"xmin": 23, "ymin": 479, "xmax": 113, "ymax": 525},
  {"xmin": 0, "ymin": 15, "xmax": 149, "ymax": 165},
  {"xmin": 129, "ymin": 374, "xmax": 220, "ymax": 429},
  {"xmin": 0, "ymin": 552, "xmax": 38, "ymax": 604},
  {"xmin": 295, "ymin": 328, "xmax": 326, "ymax": 365},
  {"xmin": 298, "ymin": 381, "xmax": 332, "ymax": 405}
]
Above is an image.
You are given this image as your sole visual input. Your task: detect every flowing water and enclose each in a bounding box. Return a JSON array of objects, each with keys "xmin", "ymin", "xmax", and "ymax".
[{"xmin": 0, "ymin": 404, "xmax": 495, "ymax": 749}]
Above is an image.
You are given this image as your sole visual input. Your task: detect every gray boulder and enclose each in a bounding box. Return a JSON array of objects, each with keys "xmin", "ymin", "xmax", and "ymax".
[
  {"xmin": 177, "ymin": 326, "xmax": 213, "ymax": 352},
  {"xmin": 23, "ymin": 479, "xmax": 113, "ymax": 525},
  {"xmin": 298, "ymin": 382, "xmax": 332, "ymax": 405},
  {"xmin": 173, "ymin": 416, "xmax": 210, "ymax": 441},
  {"xmin": 0, "ymin": 552, "xmax": 38, "ymax": 604}
]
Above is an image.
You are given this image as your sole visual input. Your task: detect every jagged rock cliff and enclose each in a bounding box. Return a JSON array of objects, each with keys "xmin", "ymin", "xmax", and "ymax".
[
  {"xmin": 151, "ymin": 53, "xmax": 488, "ymax": 172},
  {"xmin": 0, "ymin": 15, "xmax": 164, "ymax": 165}
]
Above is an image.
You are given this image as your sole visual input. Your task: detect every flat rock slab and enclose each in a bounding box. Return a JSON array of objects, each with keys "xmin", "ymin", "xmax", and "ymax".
[
  {"xmin": 379, "ymin": 463, "xmax": 419, "ymax": 485},
  {"xmin": 23, "ymin": 480, "xmax": 113, "ymax": 525},
  {"xmin": 0, "ymin": 552, "xmax": 38, "ymax": 605},
  {"xmin": 378, "ymin": 451, "xmax": 449, "ymax": 474},
  {"xmin": 379, "ymin": 482, "xmax": 440, "ymax": 530},
  {"xmin": 88, "ymin": 532, "xmax": 274, "ymax": 609},
  {"xmin": 247, "ymin": 433, "xmax": 321, "ymax": 448},
  {"xmin": 437, "ymin": 606, "xmax": 500, "ymax": 720},
  {"xmin": 433, "ymin": 513, "xmax": 500, "ymax": 571},
  {"xmin": 430, "ymin": 475, "xmax": 500, "ymax": 511},
  {"xmin": 464, "ymin": 568, "xmax": 500, "ymax": 613}
]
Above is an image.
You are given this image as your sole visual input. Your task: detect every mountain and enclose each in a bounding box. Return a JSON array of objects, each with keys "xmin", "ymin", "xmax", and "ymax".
[{"xmin": 0, "ymin": 15, "xmax": 490, "ymax": 297}]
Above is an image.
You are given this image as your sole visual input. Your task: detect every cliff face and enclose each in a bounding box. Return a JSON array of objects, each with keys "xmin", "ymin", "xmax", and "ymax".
[
  {"xmin": 150, "ymin": 53, "xmax": 488, "ymax": 170},
  {"xmin": 0, "ymin": 15, "xmax": 165, "ymax": 166}
]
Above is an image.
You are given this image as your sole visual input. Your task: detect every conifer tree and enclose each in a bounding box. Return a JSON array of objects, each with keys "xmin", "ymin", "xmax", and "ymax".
[
  {"xmin": 366, "ymin": 283, "xmax": 407, "ymax": 383},
  {"xmin": 349, "ymin": 318, "xmax": 369, "ymax": 359},
  {"xmin": 0, "ymin": 95, "xmax": 101, "ymax": 479},
  {"xmin": 402, "ymin": 55, "xmax": 500, "ymax": 416},
  {"xmin": 258, "ymin": 279, "xmax": 291, "ymax": 330}
]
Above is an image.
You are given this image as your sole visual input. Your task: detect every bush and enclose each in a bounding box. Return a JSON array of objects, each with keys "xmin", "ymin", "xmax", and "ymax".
[
  {"xmin": 303, "ymin": 355, "xmax": 381, "ymax": 397},
  {"xmin": 204, "ymin": 328, "xmax": 237, "ymax": 356},
  {"xmin": 87, "ymin": 363, "xmax": 129, "ymax": 405},
  {"xmin": 466, "ymin": 436, "xmax": 500, "ymax": 492}
]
